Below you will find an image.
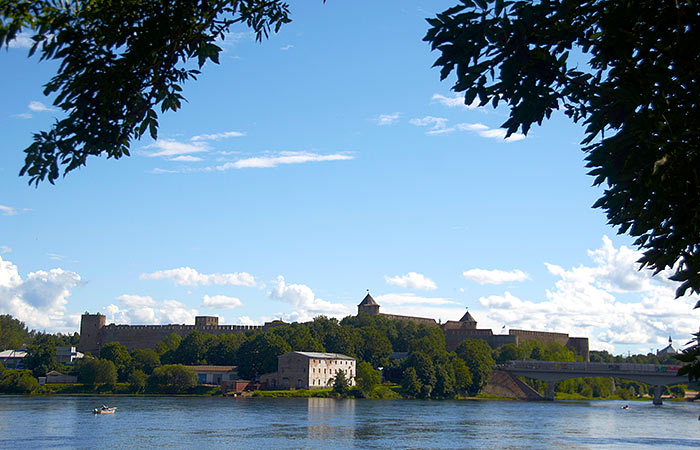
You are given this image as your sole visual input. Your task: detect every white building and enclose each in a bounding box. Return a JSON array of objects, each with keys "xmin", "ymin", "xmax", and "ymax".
[
  {"xmin": 184, "ymin": 365, "xmax": 239, "ymax": 384},
  {"xmin": 56, "ymin": 346, "xmax": 84, "ymax": 365},
  {"xmin": 267, "ymin": 352, "xmax": 356, "ymax": 390}
]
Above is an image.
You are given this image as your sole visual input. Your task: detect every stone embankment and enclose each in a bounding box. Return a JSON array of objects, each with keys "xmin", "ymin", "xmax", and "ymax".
[{"xmin": 482, "ymin": 369, "xmax": 544, "ymax": 400}]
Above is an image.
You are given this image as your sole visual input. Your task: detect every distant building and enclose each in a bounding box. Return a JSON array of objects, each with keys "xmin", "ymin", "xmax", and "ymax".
[
  {"xmin": 39, "ymin": 371, "xmax": 78, "ymax": 385},
  {"xmin": 56, "ymin": 346, "xmax": 84, "ymax": 365},
  {"xmin": 357, "ymin": 293, "xmax": 590, "ymax": 361},
  {"xmin": 657, "ymin": 336, "xmax": 677, "ymax": 355},
  {"xmin": 0, "ymin": 349, "xmax": 27, "ymax": 369},
  {"xmin": 78, "ymin": 313, "xmax": 285, "ymax": 354},
  {"xmin": 184, "ymin": 365, "xmax": 240, "ymax": 385},
  {"xmin": 263, "ymin": 352, "xmax": 356, "ymax": 390}
]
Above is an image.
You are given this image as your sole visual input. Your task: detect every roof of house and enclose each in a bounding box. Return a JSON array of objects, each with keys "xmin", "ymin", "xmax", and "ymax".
[
  {"xmin": 287, "ymin": 351, "xmax": 355, "ymax": 361},
  {"xmin": 0, "ymin": 350, "xmax": 27, "ymax": 359},
  {"xmin": 358, "ymin": 293, "xmax": 378, "ymax": 306},
  {"xmin": 46, "ymin": 371, "xmax": 64, "ymax": 376},
  {"xmin": 183, "ymin": 365, "xmax": 237, "ymax": 373}
]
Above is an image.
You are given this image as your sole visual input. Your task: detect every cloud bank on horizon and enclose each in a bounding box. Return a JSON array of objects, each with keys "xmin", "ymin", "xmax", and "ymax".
[{"xmin": 1, "ymin": 237, "xmax": 698, "ymax": 354}]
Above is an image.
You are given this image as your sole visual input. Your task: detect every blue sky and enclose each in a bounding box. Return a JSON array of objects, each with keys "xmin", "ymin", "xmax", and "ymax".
[{"xmin": 1, "ymin": 1, "xmax": 697, "ymax": 355}]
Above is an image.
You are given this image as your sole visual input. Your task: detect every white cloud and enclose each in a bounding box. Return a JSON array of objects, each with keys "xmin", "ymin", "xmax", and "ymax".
[
  {"xmin": 0, "ymin": 205, "xmax": 17, "ymax": 216},
  {"xmin": 191, "ymin": 131, "xmax": 245, "ymax": 141},
  {"xmin": 474, "ymin": 236, "xmax": 700, "ymax": 353},
  {"xmin": 202, "ymin": 294, "xmax": 243, "ymax": 309},
  {"xmin": 376, "ymin": 113, "xmax": 400, "ymax": 126},
  {"xmin": 8, "ymin": 32, "xmax": 33, "ymax": 48},
  {"xmin": 463, "ymin": 268, "xmax": 530, "ymax": 285},
  {"xmin": 28, "ymin": 101, "xmax": 54, "ymax": 112},
  {"xmin": 269, "ymin": 276, "xmax": 350, "ymax": 318},
  {"xmin": 432, "ymin": 93, "xmax": 480, "ymax": 109},
  {"xmin": 47, "ymin": 253, "xmax": 64, "ymax": 261},
  {"xmin": 11, "ymin": 113, "xmax": 32, "ymax": 119},
  {"xmin": 385, "ymin": 272, "xmax": 437, "ymax": 290},
  {"xmin": 455, "ymin": 123, "xmax": 525, "ymax": 142},
  {"xmin": 409, "ymin": 116, "xmax": 451, "ymax": 134},
  {"xmin": 375, "ymin": 293, "xmax": 457, "ymax": 306},
  {"xmin": 169, "ymin": 155, "xmax": 203, "ymax": 162},
  {"xmin": 280, "ymin": 44, "xmax": 294, "ymax": 51},
  {"xmin": 0, "ymin": 255, "xmax": 81, "ymax": 331},
  {"xmin": 211, "ymin": 151, "xmax": 354, "ymax": 170},
  {"xmin": 115, "ymin": 294, "xmax": 157, "ymax": 308},
  {"xmin": 107, "ymin": 296, "xmax": 197, "ymax": 325},
  {"xmin": 141, "ymin": 266, "xmax": 257, "ymax": 287},
  {"xmin": 150, "ymin": 168, "xmax": 178, "ymax": 174},
  {"xmin": 145, "ymin": 139, "xmax": 209, "ymax": 157},
  {"xmin": 0, "ymin": 246, "xmax": 11, "ymax": 254}
]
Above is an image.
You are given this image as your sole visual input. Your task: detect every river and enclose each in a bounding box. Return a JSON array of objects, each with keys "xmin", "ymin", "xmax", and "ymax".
[{"xmin": 0, "ymin": 396, "xmax": 699, "ymax": 449}]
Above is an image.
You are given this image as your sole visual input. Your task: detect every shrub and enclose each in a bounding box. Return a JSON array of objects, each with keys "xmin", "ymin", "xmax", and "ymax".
[
  {"xmin": 78, "ymin": 359, "xmax": 117, "ymax": 386},
  {"xmin": 0, "ymin": 369, "xmax": 39, "ymax": 393},
  {"xmin": 147, "ymin": 364, "xmax": 197, "ymax": 393}
]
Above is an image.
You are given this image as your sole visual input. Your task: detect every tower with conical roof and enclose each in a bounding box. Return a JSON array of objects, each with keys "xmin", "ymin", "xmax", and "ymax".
[
  {"xmin": 357, "ymin": 291, "xmax": 380, "ymax": 316},
  {"xmin": 459, "ymin": 308, "xmax": 477, "ymax": 329}
]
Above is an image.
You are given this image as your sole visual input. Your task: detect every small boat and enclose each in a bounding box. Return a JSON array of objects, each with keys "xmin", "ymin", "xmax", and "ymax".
[
  {"xmin": 621, "ymin": 405, "xmax": 629, "ymax": 410},
  {"xmin": 93, "ymin": 405, "xmax": 117, "ymax": 414}
]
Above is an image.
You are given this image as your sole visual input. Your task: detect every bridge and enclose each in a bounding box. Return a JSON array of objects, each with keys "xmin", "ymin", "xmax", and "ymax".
[{"xmin": 497, "ymin": 360, "xmax": 687, "ymax": 404}]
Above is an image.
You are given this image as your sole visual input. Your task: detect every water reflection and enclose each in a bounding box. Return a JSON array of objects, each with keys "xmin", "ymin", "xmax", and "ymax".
[{"xmin": 1, "ymin": 396, "xmax": 699, "ymax": 449}]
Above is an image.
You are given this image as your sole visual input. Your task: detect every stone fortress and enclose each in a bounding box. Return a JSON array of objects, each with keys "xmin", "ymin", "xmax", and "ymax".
[
  {"xmin": 78, "ymin": 293, "xmax": 589, "ymax": 361},
  {"xmin": 357, "ymin": 293, "xmax": 589, "ymax": 361},
  {"xmin": 78, "ymin": 313, "xmax": 283, "ymax": 354}
]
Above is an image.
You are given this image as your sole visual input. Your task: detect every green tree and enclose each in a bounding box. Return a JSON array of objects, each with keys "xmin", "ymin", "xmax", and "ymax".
[
  {"xmin": 147, "ymin": 364, "xmax": 197, "ymax": 393},
  {"xmin": 425, "ymin": 0, "xmax": 700, "ymax": 298},
  {"xmin": 272, "ymin": 323, "xmax": 324, "ymax": 352},
  {"xmin": 100, "ymin": 342, "xmax": 132, "ymax": 381},
  {"xmin": 78, "ymin": 358, "xmax": 117, "ymax": 386},
  {"xmin": 155, "ymin": 333, "xmax": 182, "ymax": 363},
  {"xmin": 0, "ymin": 369, "xmax": 39, "ymax": 393},
  {"xmin": 237, "ymin": 333, "xmax": 291, "ymax": 379},
  {"xmin": 323, "ymin": 325, "xmax": 361, "ymax": 357},
  {"xmin": 23, "ymin": 343, "xmax": 60, "ymax": 377},
  {"xmin": 206, "ymin": 333, "xmax": 244, "ymax": 366},
  {"xmin": 455, "ymin": 339, "xmax": 495, "ymax": 396},
  {"xmin": 404, "ymin": 351, "xmax": 436, "ymax": 397},
  {"xmin": 128, "ymin": 369, "xmax": 148, "ymax": 393},
  {"xmin": 174, "ymin": 331, "xmax": 214, "ymax": 365},
  {"xmin": 356, "ymin": 361, "xmax": 381, "ymax": 397},
  {"xmin": 451, "ymin": 357, "xmax": 472, "ymax": 395},
  {"xmin": 493, "ymin": 343, "xmax": 525, "ymax": 364},
  {"xmin": 0, "ymin": 0, "xmax": 292, "ymax": 185},
  {"xmin": 333, "ymin": 369, "xmax": 349, "ymax": 396},
  {"xmin": 401, "ymin": 367, "xmax": 422, "ymax": 398},
  {"xmin": 433, "ymin": 363, "xmax": 456, "ymax": 399},
  {"xmin": 130, "ymin": 349, "xmax": 161, "ymax": 375},
  {"xmin": 0, "ymin": 315, "xmax": 31, "ymax": 351},
  {"xmin": 359, "ymin": 328, "xmax": 392, "ymax": 368}
]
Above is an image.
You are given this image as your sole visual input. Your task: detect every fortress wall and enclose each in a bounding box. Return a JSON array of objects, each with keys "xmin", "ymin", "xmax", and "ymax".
[
  {"xmin": 99, "ymin": 323, "xmax": 264, "ymax": 352},
  {"xmin": 378, "ymin": 313, "xmax": 439, "ymax": 327},
  {"xmin": 509, "ymin": 329, "xmax": 570, "ymax": 347},
  {"xmin": 444, "ymin": 328, "xmax": 510, "ymax": 351}
]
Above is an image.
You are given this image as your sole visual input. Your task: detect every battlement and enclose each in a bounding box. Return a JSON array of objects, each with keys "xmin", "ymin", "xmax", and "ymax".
[{"xmin": 79, "ymin": 313, "xmax": 266, "ymax": 353}]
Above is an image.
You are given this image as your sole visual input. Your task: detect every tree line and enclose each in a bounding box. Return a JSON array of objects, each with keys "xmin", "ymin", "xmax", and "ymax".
[{"xmin": 0, "ymin": 313, "xmax": 689, "ymax": 399}]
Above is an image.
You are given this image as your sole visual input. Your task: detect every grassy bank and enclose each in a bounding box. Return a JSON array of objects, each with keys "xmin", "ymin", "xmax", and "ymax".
[{"xmin": 19, "ymin": 383, "xmax": 222, "ymax": 396}]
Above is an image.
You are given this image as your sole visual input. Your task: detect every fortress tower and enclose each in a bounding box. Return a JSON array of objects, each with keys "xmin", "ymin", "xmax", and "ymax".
[
  {"xmin": 195, "ymin": 316, "xmax": 219, "ymax": 327},
  {"xmin": 357, "ymin": 292, "xmax": 380, "ymax": 316},
  {"xmin": 78, "ymin": 313, "xmax": 106, "ymax": 354}
]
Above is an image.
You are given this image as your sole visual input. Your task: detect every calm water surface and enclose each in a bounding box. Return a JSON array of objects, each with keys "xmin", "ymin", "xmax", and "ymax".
[{"xmin": 1, "ymin": 396, "xmax": 699, "ymax": 449}]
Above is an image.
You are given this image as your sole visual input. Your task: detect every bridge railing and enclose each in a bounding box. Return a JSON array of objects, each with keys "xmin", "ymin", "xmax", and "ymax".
[{"xmin": 500, "ymin": 360, "xmax": 683, "ymax": 375}]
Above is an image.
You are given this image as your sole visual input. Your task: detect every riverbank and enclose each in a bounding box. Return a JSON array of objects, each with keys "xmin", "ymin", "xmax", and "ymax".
[{"xmin": 4, "ymin": 383, "xmax": 695, "ymax": 402}]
